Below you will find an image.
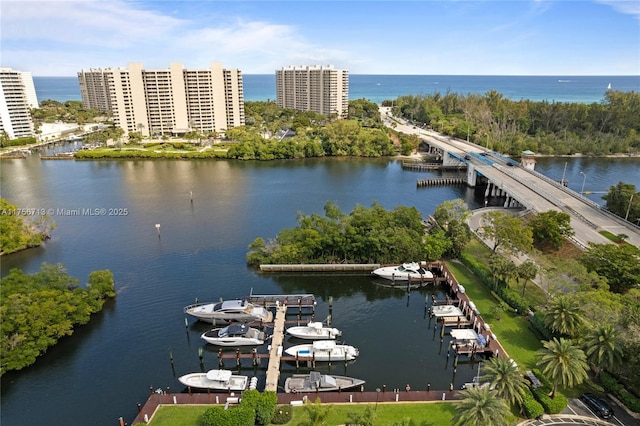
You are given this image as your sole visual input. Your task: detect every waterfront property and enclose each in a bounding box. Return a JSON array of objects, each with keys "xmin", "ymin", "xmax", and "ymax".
[
  {"xmin": 0, "ymin": 67, "xmax": 38, "ymax": 139},
  {"xmin": 130, "ymin": 262, "xmax": 511, "ymax": 425},
  {"xmin": 78, "ymin": 62, "xmax": 245, "ymax": 137},
  {"xmin": 276, "ymin": 65, "xmax": 349, "ymax": 117}
]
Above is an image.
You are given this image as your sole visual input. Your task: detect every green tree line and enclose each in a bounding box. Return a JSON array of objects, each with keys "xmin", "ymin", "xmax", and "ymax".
[
  {"xmin": 227, "ymin": 99, "xmax": 395, "ymax": 160},
  {"xmin": 247, "ymin": 201, "xmax": 429, "ymax": 266},
  {"xmin": 0, "ymin": 198, "xmax": 56, "ymax": 255},
  {"xmin": 389, "ymin": 90, "xmax": 640, "ymax": 155},
  {"xmin": 0, "ymin": 264, "xmax": 115, "ymax": 375}
]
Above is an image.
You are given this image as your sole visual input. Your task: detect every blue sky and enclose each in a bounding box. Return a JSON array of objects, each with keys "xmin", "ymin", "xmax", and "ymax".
[{"xmin": 2, "ymin": 1, "xmax": 639, "ymax": 76}]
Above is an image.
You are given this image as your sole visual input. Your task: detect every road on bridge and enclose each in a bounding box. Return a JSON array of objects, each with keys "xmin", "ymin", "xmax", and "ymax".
[{"xmin": 380, "ymin": 106, "xmax": 640, "ymax": 249}]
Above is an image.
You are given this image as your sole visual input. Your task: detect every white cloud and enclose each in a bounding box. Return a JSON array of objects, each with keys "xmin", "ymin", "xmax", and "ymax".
[{"xmin": 596, "ymin": 0, "xmax": 640, "ymax": 19}]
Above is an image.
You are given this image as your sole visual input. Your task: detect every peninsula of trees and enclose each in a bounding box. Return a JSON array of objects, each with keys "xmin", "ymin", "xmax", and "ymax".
[
  {"xmin": 0, "ymin": 264, "xmax": 115, "ymax": 375},
  {"xmin": 0, "ymin": 198, "xmax": 55, "ymax": 255}
]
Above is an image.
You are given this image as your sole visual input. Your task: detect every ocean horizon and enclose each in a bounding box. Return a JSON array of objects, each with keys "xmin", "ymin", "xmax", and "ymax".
[{"xmin": 34, "ymin": 74, "xmax": 640, "ymax": 105}]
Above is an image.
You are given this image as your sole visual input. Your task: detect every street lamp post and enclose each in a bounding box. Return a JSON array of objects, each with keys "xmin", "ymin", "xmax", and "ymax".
[
  {"xmin": 580, "ymin": 171, "xmax": 587, "ymax": 195},
  {"xmin": 376, "ymin": 388, "xmax": 381, "ymax": 410},
  {"xmin": 625, "ymin": 193, "xmax": 635, "ymax": 221}
]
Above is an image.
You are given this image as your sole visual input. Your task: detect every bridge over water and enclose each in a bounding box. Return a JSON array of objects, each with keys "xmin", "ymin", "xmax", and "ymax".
[{"xmin": 381, "ymin": 107, "xmax": 640, "ymax": 249}]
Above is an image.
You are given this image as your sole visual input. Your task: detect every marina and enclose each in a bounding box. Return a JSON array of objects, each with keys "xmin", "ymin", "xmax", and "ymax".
[{"xmin": 130, "ymin": 262, "xmax": 511, "ymax": 424}]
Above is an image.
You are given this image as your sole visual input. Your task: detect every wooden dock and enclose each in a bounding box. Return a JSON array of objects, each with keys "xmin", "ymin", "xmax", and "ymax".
[
  {"xmin": 259, "ymin": 264, "xmax": 379, "ymax": 272},
  {"xmin": 265, "ymin": 304, "xmax": 287, "ymax": 392},
  {"xmin": 247, "ymin": 291, "xmax": 316, "ymax": 310}
]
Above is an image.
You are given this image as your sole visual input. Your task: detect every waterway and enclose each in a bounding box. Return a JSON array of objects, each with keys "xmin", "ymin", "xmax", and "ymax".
[{"xmin": 0, "ymin": 154, "xmax": 638, "ymax": 426}]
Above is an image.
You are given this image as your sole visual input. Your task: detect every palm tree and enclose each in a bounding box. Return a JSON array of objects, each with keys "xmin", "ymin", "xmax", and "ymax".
[
  {"xmin": 299, "ymin": 397, "xmax": 332, "ymax": 426},
  {"xmin": 489, "ymin": 255, "xmax": 515, "ymax": 290},
  {"xmin": 516, "ymin": 260, "xmax": 538, "ymax": 298},
  {"xmin": 543, "ymin": 294, "xmax": 584, "ymax": 337},
  {"xmin": 536, "ymin": 337, "xmax": 589, "ymax": 398},
  {"xmin": 582, "ymin": 323, "xmax": 623, "ymax": 376},
  {"xmin": 451, "ymin": 386, "xmax": 510, "ymax": 426},
  {"xmin": 481, "ymin": 357, "xmax": 528, "ymax": 409}
]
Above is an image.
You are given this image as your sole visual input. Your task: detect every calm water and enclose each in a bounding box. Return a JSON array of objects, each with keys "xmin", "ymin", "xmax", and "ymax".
[
  {"xmin": 1, "ymin": 154, "xmax": 638, "ymax": 426},
  {"xmin": 34, "ymin": 74, "xmax": 640, "ymax": 105}
]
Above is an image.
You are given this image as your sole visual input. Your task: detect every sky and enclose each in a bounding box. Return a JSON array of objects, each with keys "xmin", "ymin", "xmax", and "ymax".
[{"xmin": 1, "ymin": 0, "xmax": 639, "ymax": 76}]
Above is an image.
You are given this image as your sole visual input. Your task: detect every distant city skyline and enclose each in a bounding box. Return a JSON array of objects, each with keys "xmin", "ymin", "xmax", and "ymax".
[{"xmin": 1, "ymin": 1, "xmax": 639, "ymax": 77}]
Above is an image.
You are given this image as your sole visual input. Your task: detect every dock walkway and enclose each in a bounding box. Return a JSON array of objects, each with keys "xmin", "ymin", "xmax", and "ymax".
[{"xmin": 265, "ymin": 305, "xmax": 287, "ymax": 392}]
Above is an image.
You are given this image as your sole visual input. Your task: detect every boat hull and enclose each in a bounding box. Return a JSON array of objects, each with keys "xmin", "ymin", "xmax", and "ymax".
[
  {"xmin": 184, "ymin": 301, "xmax": 273, "ymax": 323},
  {"xmin": 284, "ymin": 374, "xmax": 365, "ymax": 393},
  {"xmin": 177, "ymin": 373, "xmax": 248, "ymax": 391},
  {"xmin": 372, "ymin": 262, "xmax": 434, "ymax": 281},
  {"xmin": 284, "ymin": 342, "xmax": 359, "ymax": 362},
  {"xmin": 201, "ymin": 326, "xmax": 265, "ymax": 346},
  {"xmin": 286, "ymin": 324, "xmax": 341, "ymax": 340}
]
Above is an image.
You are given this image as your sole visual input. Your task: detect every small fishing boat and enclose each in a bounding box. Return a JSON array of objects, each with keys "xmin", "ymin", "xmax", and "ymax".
[
  {"xmin": 184, "ymin": 299, "xmax": 273, "ymax": 323},
  {"xmin": 178, "ymin": 369, "xmax": 249, "ymax": 391},
  {"xmin": 284, "ymin": 340, "xmax": 359, "ymax": 362},
  {"xmin": 286, "ymin": 322, "xmax": 342, "ymax": 340},
  {"xmin": 201, "ymin": 323, "xmax": 266, "ymax": 346},
  {"xmin": 284, "ymin": 371, "xmax": 365, "ymax": 393},
  {"xmin": 372, "ymin": 262, "xmax": 433, "ymax": 281}
]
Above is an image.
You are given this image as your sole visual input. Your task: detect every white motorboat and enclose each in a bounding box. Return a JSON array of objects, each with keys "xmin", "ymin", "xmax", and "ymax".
[
  {"xmin": 178, "ymin": 369, "xmax": 249, "ymax": 391},
  {"xmin": 284, "ymin": 340, "xmax": 359, "ymax": 362},
  {"xmin": 201, "ymin": 323, "xmax": 266, "ymax": 346},
  {"xmin": 372, "ymin": 262, "xmax": 433, "ymax": 281},
  {"xmin": 184, "ymin": 299, "xmax": 273, "ymax": 323},
  {"xmin": 286, "ymin": 322, "xmax": 342, "ymax": 340},
  {"xmin": 284, "ymin": 371, "xmax": 365, "ymax": 393}
]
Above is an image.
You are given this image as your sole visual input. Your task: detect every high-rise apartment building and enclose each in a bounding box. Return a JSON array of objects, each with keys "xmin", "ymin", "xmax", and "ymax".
[
  {"xmin": 276, "ymin": 65, "xmax": 348, "ymax": 117},
  {"xmin": 0, "ymin": 68, "xmax": 38, "ymax": 139},
  {"xmin": 78, "ymin": 62, "xmax": 244, "ymax": 137}
]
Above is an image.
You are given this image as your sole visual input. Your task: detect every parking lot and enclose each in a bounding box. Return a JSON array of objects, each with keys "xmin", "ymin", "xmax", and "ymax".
[
  {"xmin": 519, "ymin": 395, "xmax": 636, "ymax": 426},
  {"xmin": 566, "ymin": 396, "xmax": 631, "ymax": 425}
]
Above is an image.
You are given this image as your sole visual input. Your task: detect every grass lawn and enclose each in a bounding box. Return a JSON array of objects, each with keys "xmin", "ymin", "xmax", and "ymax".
[
  {"xmin": 290, "ymin": 401, "xmax": 459, "ymax": 425},
  {"xmin": 141, "ymin": 401, "xmax": 460, "ymax": 425},
  {"xmin": 141, "ymin": 405, "xmax": 209, "ymax": 425},
  {"xmin": 445, "ymin": 260, "xmax": 543, "ymax": 370}
]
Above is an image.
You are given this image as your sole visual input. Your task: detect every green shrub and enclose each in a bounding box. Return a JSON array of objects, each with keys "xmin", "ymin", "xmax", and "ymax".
[
  {"xmin": 600, "ymin": 371, "xmax": 624, "ymax": 393},
  {"xmin": 528, "ymin": 369, "xmax": 568, "ymax": 414},
  {"xmin": 531, "ymin": 386, "xmax": 568, "ymax": 414},
  {"xmin": 618, "ymin": 389, "xmax": 640, "ymax": 413},
  {"xmin": 200, "ymin": 405, "xmax": 255, "ymax": 426},
  {"xmin": 270, "ymin": 405, "xmax": 293, "ymax": 424},
  {"xmin": 529, "ymin": 311, "xmax": 554, "ymax": 341},
  {"xmin": 239, "ymin": 389, "xmax": 277, "ymax": 425},
  {"xmin": 599, "ymin": 371, "xmax": 640, "ymax": 413},
  {"xmin": 522, "ymin": 388, "xmax": 544, "ymax": 419}
]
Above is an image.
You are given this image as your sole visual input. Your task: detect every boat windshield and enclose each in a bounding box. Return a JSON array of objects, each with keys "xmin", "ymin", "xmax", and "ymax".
[{"xmin": 220, "ymin": 323, "xmax": 248, "ymax": 337}]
